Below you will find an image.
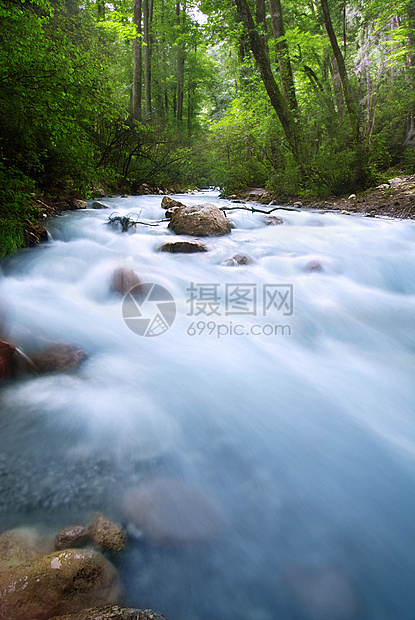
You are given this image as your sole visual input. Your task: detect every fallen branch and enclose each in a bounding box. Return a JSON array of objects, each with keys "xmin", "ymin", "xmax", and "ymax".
[
  {"xmin": 220, "ymin": 204, "xmax": 302, "ymax": 215},
  {"xmin": 106, "ymin": 212, "xmax": 162, "ymax": 232}
]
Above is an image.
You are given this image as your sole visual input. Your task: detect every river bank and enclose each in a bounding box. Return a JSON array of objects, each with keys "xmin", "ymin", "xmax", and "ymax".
[{"xmin": 230, "ymin": 174, "xmax": 415, "ymax": 219}]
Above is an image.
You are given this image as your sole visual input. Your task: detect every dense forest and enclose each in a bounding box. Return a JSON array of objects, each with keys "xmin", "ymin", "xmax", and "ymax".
[{"xmin": 1, "ymin": 0, "xmax": 415, "ymax": 256}]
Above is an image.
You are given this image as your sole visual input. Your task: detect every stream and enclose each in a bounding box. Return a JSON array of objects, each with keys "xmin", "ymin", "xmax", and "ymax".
[{"xmin": 0, "ymin": 191, "xmax": 415, "ymax": 620}]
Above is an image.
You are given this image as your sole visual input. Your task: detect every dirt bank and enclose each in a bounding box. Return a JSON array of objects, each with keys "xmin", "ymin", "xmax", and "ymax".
[{"xmin": 233, "ymin": 175, "xmax": 415, "ymax": 219}]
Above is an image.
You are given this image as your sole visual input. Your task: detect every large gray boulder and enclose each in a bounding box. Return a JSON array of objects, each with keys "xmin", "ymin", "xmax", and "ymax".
[{"xmin": 168, "ymin": 203, "xmax": 231, "ymax": 237}]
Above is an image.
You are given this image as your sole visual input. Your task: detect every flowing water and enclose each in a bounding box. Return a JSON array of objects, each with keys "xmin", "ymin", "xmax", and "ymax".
[{"xmin": 0, "ymin": 191, "xmax": 415, "ymax": 620}]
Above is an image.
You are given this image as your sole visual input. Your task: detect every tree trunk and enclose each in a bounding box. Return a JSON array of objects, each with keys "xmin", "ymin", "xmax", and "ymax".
[
  {"xmin": 176, "ymin": 1, "xmax": 185, "ymax": 122},
  {"xmin": 256, "ymin": 0, "xmax": 268, "ymax": 49},
  {"xmin": 234, "ymin": 0, "xmax": 300, "ymax": 158},
  {"xmin": 97, "ymin": 0, "xmax": 105, "ymax": 21},
  {"xmin": 268, "ymin": 0, "xmax": 298, "ymax": 112},
  {"xmin": 143, "ymin": 0, "xmax": 151, "ymax": 122},
  {"xmin": 132, "ymin": 0, "xmax": 142, "ymax": 122},
  {"xmin": 320, "ymin": 0, "xmax": 357, "ymax": 134}
]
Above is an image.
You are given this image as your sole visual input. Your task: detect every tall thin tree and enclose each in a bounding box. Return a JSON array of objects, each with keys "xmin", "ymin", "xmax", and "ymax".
[
  {"xmin": 268, "ymin": 0, "xmax": 298, "ymax": 112},
  {"xmin": 132, "ymin": 0, "xmax": 142, "ymax": 122},
  {"xmin": 143, "ymin": 0, "xmax": 152, "ymax": 121}
]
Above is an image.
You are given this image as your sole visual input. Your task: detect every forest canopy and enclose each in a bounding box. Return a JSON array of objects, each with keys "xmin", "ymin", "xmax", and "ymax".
[{"xmin": 1, "ymin": 0, "xmax": 415, "ymax": 254}]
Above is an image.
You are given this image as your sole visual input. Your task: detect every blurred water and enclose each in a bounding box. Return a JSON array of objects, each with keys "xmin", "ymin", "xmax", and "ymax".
[{"xmin": 0, "ymin": 192, "xmax": 415, "ymax": 620}]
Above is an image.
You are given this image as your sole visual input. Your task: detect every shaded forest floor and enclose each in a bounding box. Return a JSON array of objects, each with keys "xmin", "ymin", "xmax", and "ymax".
[{"xmin": 235, "ymin": 175, "xmax": 415, "ymax": 219}]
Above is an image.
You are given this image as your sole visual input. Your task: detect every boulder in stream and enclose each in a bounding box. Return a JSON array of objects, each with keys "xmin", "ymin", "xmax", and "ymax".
[
  {"xmin": 168, "ymin": 203, "xmax": 231, "ymax": 237},
  {"xmin": 55, "ymin": 526, "xmax": 91, "ymax": 551},
  {"xmin": 49, "ymin": 606, "xmax": 166, "ymax": 620},
  {"xmin": 31, "ymin": 343, "xmax": 86, "ymax": 373},
  {"xmin": 0, "ymin": 548, "xmax": 119, "ymax": 620},
  {"xmin": 161, "ymin": 196, "xmax": 186, "ymax": 210},
  {"xmin": 89, "ymin": 515, "xmax": 126, "ymax": 553},
  {"xmin": 111, "ymin": 267, "xmax": 143, "ymax": 295},
  {"xmin": 159, "ymin": 241, "xmax": 208, "ymax": 254}
]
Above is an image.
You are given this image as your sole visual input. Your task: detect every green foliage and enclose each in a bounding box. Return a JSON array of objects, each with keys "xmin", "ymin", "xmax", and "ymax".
[{"xmin": 0, "ymin": 164, "xmax": 39, "ymax": 259}]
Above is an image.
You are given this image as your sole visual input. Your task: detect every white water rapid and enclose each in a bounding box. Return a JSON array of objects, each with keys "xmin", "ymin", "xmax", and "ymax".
[{"xmin": 0, "ymin": 191, "xmax": 415, "ymax": 620}]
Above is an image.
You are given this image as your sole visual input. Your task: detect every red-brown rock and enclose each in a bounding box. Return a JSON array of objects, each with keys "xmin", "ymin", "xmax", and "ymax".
[
  {"xmin": 111, "ymin": 267, "xmax": 142, "ymax": 295},
  {"xmin": 0, "ymin": 337, "xmax": 17, "ymax": 379},
  {"xmin": 31, "ymin": 344, "xmax": 86, "ymax": 373}
]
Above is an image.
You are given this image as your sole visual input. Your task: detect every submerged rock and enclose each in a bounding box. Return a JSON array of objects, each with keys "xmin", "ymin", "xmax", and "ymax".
[
  {"xmin": 123, "ymin": 478, "xmax": 223, "ymax": 545},
  {"xmin": 159, "ymin": 241, "xmax": 208, "ymax": 254},
  {"xmin": 265, "ymin": 215, "xmax": 284, "ymax": 226},
  {"xmin": 31, "ymin": 343, "xmax": 86, "ymax": 373},
  {"xmin": 111, "ymin": 267, "xmax": 142, "ymax": 295},
  {"xmin": 49, "ymin": 606, "xmax": 166, "ymax": 620},
  {"xmin": 224, "ymin": 254, "xmax": 253, "ymax": 266},
  {"xmin": 55, "ymin": 526, "xmax": 91, "ymax": 551},
  {"xmin": 161, "ymin": 196, "xmax": 186, "ymax": 210},
  {"xmin": 0, "ymin": 548, "xmax": 119, "ymax": 620},
  {"xmin": 89, "ymin": 516, "xmax": 126, "ymax": 553},
  {"xmin": 285, "ymin": 565, "xmax": 359, "ymax": 619},
  {"xmin": 304, "ymin": 259, "xmax": 324, "ymax": 273},
  {"xmin": 168, "ymin": 203, "xmax": 231, "ymax": 237}
]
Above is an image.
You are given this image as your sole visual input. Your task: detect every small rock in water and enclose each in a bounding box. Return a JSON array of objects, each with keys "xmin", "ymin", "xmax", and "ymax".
[
  {"xmin": 305, "ymin": 259, "xmax": 324, "ymax": 273},
  {"xmin": 31, "ymin": 343, "xmax": 86, "ymax": 373},
  {"xmin": 285, "ymin": 565, "xmax": 359, "ymax": 619},
  {"xmin": 123, "ymin": 477, "xmax": 223, "ymax": 545},
  {"xmin": 265, "ymin": 215, "xmax": 284, "ymax": 226},
  {"xmin": 55, "ymin": 526, "xmax": 91, "ymax": 551},
  {"xmin": 159, "ymin": 241, "xmax": 208, "ymax": 254},
  {"xmin": 73, "ymin": 199, "xmax": 87, "ymax": 209},
  {"xmin": 89, "ymin": 515, "xmax": 126, "ymax": 553},
  {"xmin": 111, "ymin": 267, "xmax": 143, "ymax": 295},
  {"xmin": 92, "ymin": 201, "xmax": 109, "ymax": 209},
  {"xmin": 225, "ymin": 254, "xmax": 253, "ymax": 266}
]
